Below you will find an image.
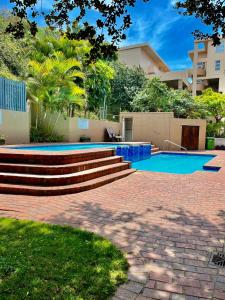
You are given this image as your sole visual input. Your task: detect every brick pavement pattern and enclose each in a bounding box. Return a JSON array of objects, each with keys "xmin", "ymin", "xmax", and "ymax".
[{"xmin": 0, "ymin": 151, "xmax": 225, "ymax": 299}]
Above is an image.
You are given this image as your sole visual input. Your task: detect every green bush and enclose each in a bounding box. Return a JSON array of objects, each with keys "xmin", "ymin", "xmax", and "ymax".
[
  {"xmin": 132, "ymin": 78, "xmax": 200, "ymax": 118},
  {"xmin": 30, "ymin": 126, "xmax": 64, "ymax": 143},
  {"xmin": 206, "ymin": 122, "xmax": 225, "ymax": 138}
]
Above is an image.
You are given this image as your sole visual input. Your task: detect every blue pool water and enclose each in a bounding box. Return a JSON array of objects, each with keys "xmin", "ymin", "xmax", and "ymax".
[
  {"xmin": 11, "ymin": 143, "xmax": 127, "ymax": 151},
  {"xmin": 132, "ymin": 153, "xmax": 218, "ymax": 174},
  {"xmin": 10, "ymin": 144, "xmax": 218, "ymax": 174},
  {"xmin": 11, "ymin": 143, "xmax": 152, "ymax": 163}
]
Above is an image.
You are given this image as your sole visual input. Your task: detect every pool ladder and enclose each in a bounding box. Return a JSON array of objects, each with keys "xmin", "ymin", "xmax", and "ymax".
[{"xmin": 163, "ymin": 140, "xmax": 188, "ymax": 153}]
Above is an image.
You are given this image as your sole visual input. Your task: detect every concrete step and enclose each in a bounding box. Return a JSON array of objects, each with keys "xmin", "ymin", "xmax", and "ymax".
[
  {"xmin": 0, "ymin": 156, "xmax": 123, "ymax": 175},
  {"xmin": 0, "ymin": 168, "xmax": 136, "ymax": 196},
  {"xmin": 0, "ymin": 148, "xmax": 115, "ymax": 165},
  {"xmin": 0, "ymin": 162, "xmax": 130, "ymax": 186}
]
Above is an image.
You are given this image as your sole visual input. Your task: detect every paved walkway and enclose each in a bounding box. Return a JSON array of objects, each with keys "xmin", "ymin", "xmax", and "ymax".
[{"xmin": 0, "ymin": 151, "xmax": 225, "ymax": 299}]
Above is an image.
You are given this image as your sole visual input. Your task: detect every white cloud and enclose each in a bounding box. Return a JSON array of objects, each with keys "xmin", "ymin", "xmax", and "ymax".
[
  {"xmin": 122, "ymin": 2, "xmax": 182, "ymax": 51},
  {"xmin": 148, "ymin": 14, "xmax": 181, "ymax": 50}
]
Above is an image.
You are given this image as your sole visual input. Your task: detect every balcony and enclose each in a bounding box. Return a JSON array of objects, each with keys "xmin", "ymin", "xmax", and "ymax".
[
  {"xmin": 188, "ymin": 68, "xmax": 206, "ymax": 77},
  {"xmin": 188, "ymin": 49, "xmax": 208, "ymax": 61}
]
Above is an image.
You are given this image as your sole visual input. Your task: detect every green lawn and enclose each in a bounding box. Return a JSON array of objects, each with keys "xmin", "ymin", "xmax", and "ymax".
[{"xmin": 0, "ymin": 218, "xmax": 128, "ymax": 299}]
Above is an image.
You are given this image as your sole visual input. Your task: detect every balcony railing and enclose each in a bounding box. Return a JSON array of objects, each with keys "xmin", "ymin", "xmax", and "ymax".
[{"xmin": 188, "ymin": 68, "xmax": 206, "ymax": 77}]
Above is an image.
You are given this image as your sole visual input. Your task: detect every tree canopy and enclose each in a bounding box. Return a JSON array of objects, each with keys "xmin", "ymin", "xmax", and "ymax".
[
  {"xmin": 132, "ymin": 77, "xmax": 199, "ymax": 118},
  {"xmin": 25, "ymin": 29, "xmax": 115, "ymax": 139},
  {"xmin": 86, "ymin": 60, "xmax": 115, "ymax": 116},
  {"xmin": 0, "ymin": 12, "xmax": 30, "ymax": 80},
  {"xmin": 26, "ymin": 29, "xmax": 115, "ymax": 120},
  {"xmin": 195, "ymin": 88, "xmax": 225, "ymax": 122},
  {"xmin": 175, "ymin": 0, "xmax": 225, "ymax": 45},
  {"xmin": 169, "ymin": 89, "xmax": 200, "ymax": 119},
  {"xmin": 132, "ymin": 78, "xmax": 171, "ymax": 113},
  {"xmin": 6, "ymin": 0, "xmax": 150, "ymax": 60},
  {"xmin": 28, "ymin": 52, "xmax": 85, "ymax": 117},
  {"xmin": 7, "ymin": 0, "xmax": 225, "ymax": 60},
  {"xmin": 0, "ymin": 19, "xmax": 115, "ymax": 128},
  {"xmin": 109, "ymin": 62, "xmax": 147, "ymax": 116}
]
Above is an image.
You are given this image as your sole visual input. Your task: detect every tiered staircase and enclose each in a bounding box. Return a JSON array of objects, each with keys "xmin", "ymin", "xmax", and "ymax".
[{"xmin": 0, "ymin": 149, "xmax": 135, "ymax": 196}]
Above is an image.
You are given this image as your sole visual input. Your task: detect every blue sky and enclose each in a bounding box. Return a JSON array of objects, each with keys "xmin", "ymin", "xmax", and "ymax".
[{"xmin": 0, "ymin": 0, "xmax": 211, "ymax": 71}]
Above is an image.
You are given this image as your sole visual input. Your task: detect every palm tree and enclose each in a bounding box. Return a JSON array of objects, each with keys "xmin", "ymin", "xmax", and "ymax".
[
  {"xmin": 28, "ymin": 29, "xmax": 114, "ymax": 122},
  {"xmin": 27, "ymin": 50, "xmax": 86, "ymax": 129}
]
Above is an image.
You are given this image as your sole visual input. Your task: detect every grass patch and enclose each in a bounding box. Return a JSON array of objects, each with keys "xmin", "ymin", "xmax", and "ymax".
[{"xmin": 0, "ymin": 218, "xmax": 128, "ymax": 299}]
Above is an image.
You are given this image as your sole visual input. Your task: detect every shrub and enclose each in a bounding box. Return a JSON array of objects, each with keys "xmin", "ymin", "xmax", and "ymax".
[
  {"xmin": 206, "ymin": 122, "xmax": 225, "ymax": 138},
  {"xmin": 30, "ymin": 126, "xmax": 64, "ymax": 143}
]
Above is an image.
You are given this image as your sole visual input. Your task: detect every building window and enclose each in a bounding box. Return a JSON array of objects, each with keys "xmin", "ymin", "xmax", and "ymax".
[
  {"xmin": 78, "ymin": 118, "xmax": 89, "ymax": 129},
  {"xmin": 215, "ymin": 60, "xmax": 221, "ymax": 71},
  {"xmin": 197, "ymin": 62, "xmax": 206, "ymax": 69},
  {"xmin": 216, "ymin": 42, "xmax": 224, "ymax": 53}
]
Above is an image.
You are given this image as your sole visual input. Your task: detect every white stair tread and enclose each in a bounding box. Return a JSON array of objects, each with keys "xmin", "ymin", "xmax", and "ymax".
[
  {"xmin": 0, "ymin": 162, "xmax": 127, "ymax": 179},
  {"xmin": 0, "ymin": 169, "xmax": 136, "ymax": 192}
]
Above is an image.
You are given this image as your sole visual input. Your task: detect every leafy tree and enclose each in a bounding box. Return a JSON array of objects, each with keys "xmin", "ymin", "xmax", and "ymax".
[
  {"xmin": 8, "ymin": 0, "xmax": 225, "ymax": 58},
  {"xmin": 132, "ymin": 77, "xmax": 171, "ymax": 112},
  {"xmin": 110, "ymin": 63, "xmax": 147, "ymax": 116},
  {"xmin": 0, "ymin": 12, "xmax": 30, "ymax": 79},
  {"xmin": 169, "ymin": 89, "xmax": 199, "ymax": 118},
  {"xmin": 30, "ymin": 29, "xmax": 91, "ymax": 64},
  {"xmin": 7, "ymin": 0, "xmax": 150, "ymax": 60},
  {"xmin": 132, "ymin": 77, "xmax": 201, "ymax": 118},
  {"xmin": 175, "ymin": 0, "xmax": 225, "ymax": 46},
  {"xmin": 30, "ymin": 30, "xmax": 114, "ymax": 117},
  {"xmin": 85, "ymin": 61, "xmax": 115, "ymax": 117},
  {"xmin": 28, "ymin": 52, "xmax": 85, "ymax": 129},
  {"xmin": 195, "ymin": 88, "xmax": 225, "ymax": 122}
]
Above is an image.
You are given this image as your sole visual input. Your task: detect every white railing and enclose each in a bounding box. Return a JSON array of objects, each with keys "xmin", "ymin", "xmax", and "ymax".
[{"xmin": 163, "ymin": 140, "xmax": 188, "ymax": 153}]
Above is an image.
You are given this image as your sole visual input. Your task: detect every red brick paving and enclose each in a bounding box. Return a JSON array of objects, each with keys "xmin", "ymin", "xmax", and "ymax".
[{"xmin": 0, "ymin": 150, "xmax": 225, "ymax": 300}]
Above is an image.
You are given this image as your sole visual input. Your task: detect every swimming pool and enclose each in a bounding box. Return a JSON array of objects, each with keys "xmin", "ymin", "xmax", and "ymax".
[
  {"xmin": 9, "ymin": 144, "xmax": 219, "ymax": 174},
  {"xmin": 10, "ymin": 143, "xmax": 152, "ymax": 163},
  {"xmin": 132, "ymin": 153, "xmax": 218, "ymax": 174}
]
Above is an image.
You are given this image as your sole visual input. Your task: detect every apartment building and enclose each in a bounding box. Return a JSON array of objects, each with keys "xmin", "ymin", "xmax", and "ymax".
[
  {"xmin": 118, "ymin": 43, "xmax": 170, "ymax": 75},
  {"xmin": 118, "ymin": 43, "xmax": 190, "ymax": 90},
  {"xmin": 118, "ymin": 40, "xmax": 225, "ymax": 95},
  {"xmin": 190, "ymin": 39, "xmax": 225, "ymax": 95}
]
